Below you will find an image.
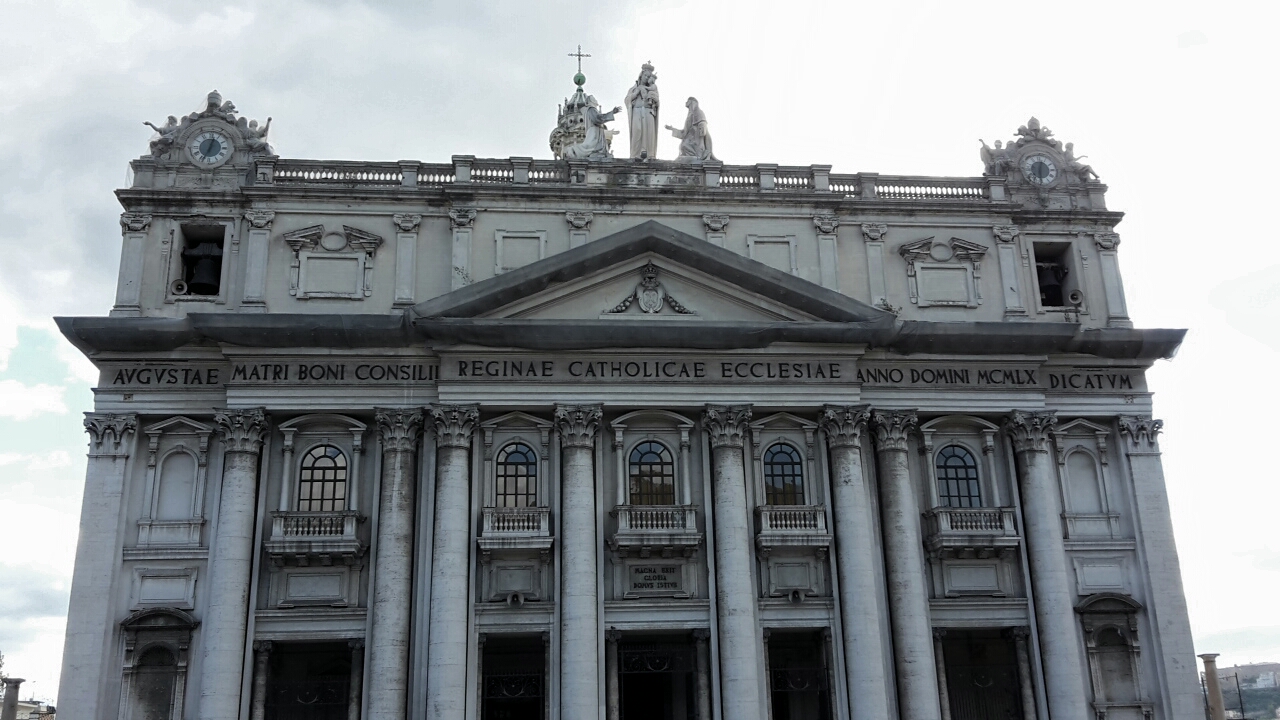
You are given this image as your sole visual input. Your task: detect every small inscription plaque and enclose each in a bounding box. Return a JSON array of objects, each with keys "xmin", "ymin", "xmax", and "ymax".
[{"xmin": 628, "ymin": 564, "xmax": 684, "ymax": 596}]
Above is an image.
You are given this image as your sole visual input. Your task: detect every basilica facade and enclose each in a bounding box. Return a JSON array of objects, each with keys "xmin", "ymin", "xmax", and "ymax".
[{"xmin": 57, "ymin": 84, "xmax": 1201, "ymax": 720}]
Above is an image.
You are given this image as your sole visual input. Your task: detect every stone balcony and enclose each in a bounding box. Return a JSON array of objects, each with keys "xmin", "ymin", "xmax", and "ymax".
[
  {"xmin": 609, "ymin": 505, "xmax": 702, "ymax": 558},
  {"xmin": 922, "ymin": 507, "xmax": 1021, "ymax": 559},
  {"xmin": 477, "ymin": 506, "xmax": 553, "ymax": 559},
  {"xmin": 755, "ymin": 505, "xmax": 832, "ymax": 557},
  {"xmin": 264, "ymin": 510, "xmax": 364, "ymax": 566}
]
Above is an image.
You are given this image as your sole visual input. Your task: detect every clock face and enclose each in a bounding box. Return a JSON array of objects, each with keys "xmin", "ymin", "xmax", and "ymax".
[
  {"xmin": 189, "ymin": 131, "xmax": 232, "ymax": 166},
  {"xmin": 1021, "ymin": 154, "xmax": 1058, "ymax": 185}
]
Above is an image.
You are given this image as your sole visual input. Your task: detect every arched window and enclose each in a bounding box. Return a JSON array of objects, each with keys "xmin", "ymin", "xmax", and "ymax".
[
  {"xmin": 496, "ymin": 442, "xmax": 539, "ymax": 508},
  {"xmin": 936, "ymin": 445, "xmax": 981, "ymax": 508},
  {"xmin": 629, "ymin": 441, "xmax": 675, "ymax": 505},
  {"xmin": 298, "ymin": 445, "xmax": 348, "ymax": 512},
  {"xmin": 763, "ymin": 443, "xmax": 805, "ymax": 505}
]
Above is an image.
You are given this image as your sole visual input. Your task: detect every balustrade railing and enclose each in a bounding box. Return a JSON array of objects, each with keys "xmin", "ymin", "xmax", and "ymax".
[
  {"xmin": 873, "ymin": 176, "xmax": 988, "ymax": 201},
  {"xmin": 923, "ymin": 507, "xmax": 1019, "ymax": 539},
  {"xmin": 274, "ymin": 160, "xmax": 403, "ymax": 187},
  {"xmin": 757, "ymin": 505, "xmax": 828, "ymax": 533},
  {"xmin": 481, "ymin": 506, "xmax": 551, "ymax": 536},
  {"xmin": 614, "ymin": 505, "xmax": 699, "ymax": 532},
  {"xmin": 270, "ymin": 510, "xmax": 359, "ymax": 539}
]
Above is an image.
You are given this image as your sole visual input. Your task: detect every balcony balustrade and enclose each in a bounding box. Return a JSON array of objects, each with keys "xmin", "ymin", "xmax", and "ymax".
[
  {"xmin": 264, "ymin": 510, "xmax": 363, "ymax": 566},
  {"xmin": 609, "ymin": 505, "xmax": 702, "ymax": 558},
  {"xmin": 922, "ymin": 506, "xmax": 1020, "ymax": 558},
  {"xmin": 477, "ymin": 506, "xmax": 554, "ymax": 557},
  {"xmin": 755, "ymin": 505, "xmax": 832, "ymax": 556}
]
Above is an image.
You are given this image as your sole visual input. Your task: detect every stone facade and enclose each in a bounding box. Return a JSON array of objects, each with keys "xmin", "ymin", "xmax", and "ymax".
[{"xmin": 56, "ymin": 90, "xmax": 1200, "ymax": 720}]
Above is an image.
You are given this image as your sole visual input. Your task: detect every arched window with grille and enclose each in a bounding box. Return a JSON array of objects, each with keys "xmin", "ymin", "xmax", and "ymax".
[
  {"xmin": 298, "ymin": 444, "xmax": 348, "ymax": 512},
  {"xmin": 496, "ymin": 442, "xmax": 539, "ymax": 508},
  {"xmin": 628, "ymin": 441, "xmax": 675, "ymax": 505},
  {"xmin": 763, "ymin": 443, "xmax": 805, "ymax": 505},
  {"xmin": 935, "ymin": 445, "xmax": 981, "ymax": 508}
]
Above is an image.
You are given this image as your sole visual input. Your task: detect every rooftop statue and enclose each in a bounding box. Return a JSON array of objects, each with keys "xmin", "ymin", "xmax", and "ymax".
[
  {"xmin": 237, "ymin": 116, "xmax": 274, "ymax": 154},
  {"xmin": 562, "ymin": 96, "xmax": 623, "ymax": 161},
  {"xmin": 1064, "ymin": 143, "xmax": 1099, "ymax": 181},
  {"xmin": 624, "ymin": 62, "xmax": 659, "ymax": 160},
  {"xmin": 142, "ymin": 89, "xmax": 272, "ymax": 159},
  {"xmin": 978, "ymin": 139, "xmax": 1014, "ymax": 176},
  {"xmin": 1015, "ymin": 116, "xmax": 1062, "ymax": 150},
  {"xmin": 666, "ymin": 97, "xmax": 717, "ymax": 163}
]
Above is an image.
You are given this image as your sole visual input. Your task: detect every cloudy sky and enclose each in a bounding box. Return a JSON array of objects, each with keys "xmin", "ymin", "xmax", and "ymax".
[{"xmin": 2, "ymin": 0, "xmax": 1276, "ymax": 702}]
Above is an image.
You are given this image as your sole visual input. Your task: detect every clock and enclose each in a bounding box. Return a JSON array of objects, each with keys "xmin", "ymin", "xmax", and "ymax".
[
  {"xmin": 1021, "ymin": 154, "xmax": 1058, "ymax": 185},
  {"xmin": 189, "ymin": 130, "xmax": 232, "ymax": 167}
]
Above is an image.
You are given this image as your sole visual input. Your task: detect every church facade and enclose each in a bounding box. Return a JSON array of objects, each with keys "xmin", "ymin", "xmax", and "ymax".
[{"xmin": 57, "ymin": 83, "xmax": 1201, "ymax": 720}]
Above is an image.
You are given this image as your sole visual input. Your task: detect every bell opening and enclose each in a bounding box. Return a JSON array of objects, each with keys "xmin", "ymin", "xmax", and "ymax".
[{"xmin": 180, "ymin": 224, "xmax": 226, "ymax": 296}]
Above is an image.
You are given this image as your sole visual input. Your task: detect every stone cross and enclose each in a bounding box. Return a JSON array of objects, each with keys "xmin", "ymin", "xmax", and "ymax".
[{"xmin": 568, "ymin": 45, "xmax": 591, "ymax": 73}]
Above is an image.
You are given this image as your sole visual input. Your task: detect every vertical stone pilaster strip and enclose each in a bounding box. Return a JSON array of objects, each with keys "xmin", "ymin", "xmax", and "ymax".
[
  {"xmin": 450, "ymin": 208, "xmax": 476, "ymax": 290},
  {"xmin": 860, "ymin": 224, "xmax": 890, "ymax": 310},
  {"xmin": 115, "ymin": 214, "xmax": 151, "ymax": 314},
  {"xmin": 348, "ymin": 640, "xmax": 365, "ymax": 720},
  {"xmin": 703, "ymin": 404, "xmax": 765, "ymax": 720},
  {"xmin": 1009, "ymin": 626, "xmax": 1038, "ymax": 720},
  {"xmin": 818, "ymin": 405, "xmax": 892, "ymax": 720},
  {"xmin": 992, "ymin": 225, "xmax": 1027, "ymax": 317},
  {"xmin": 871, "ymin": 410, "xmax": 942, "ymax": 720},
  {"xmin": 1120, "ymin": 416, "xmax": 1203, "ymax": 717},
  {"xmin": 367, "ymin": 408, "xmax": 424, "ymax": 720},
  {"xmin": 424, "ymin": 404, "xmax": 478, "ymax": 720},
  {"xmin": 814, "ymin": 215, "xmax": 840, "ymax": 290},
  {"xmin": 393, "ymin": 214, "xmax": 422, "ymax": 306},
  {"xmin": 249, "ymin": 641, "xmax": 271, "ymax": 720},
  {"xmin": 199, "ymin": 408, "xmax": 267, "ymax": 720},
  {"xmin": 693, "ymin": 629, "xmax": 713, "ymax": 720},
  {"xmin": 242, "ymin": 211, "xmax": 275, "ymax": 310},
  {"xmin": 57, "ymin": 413, "xmax": 137, "ymax": 720},
  {"xmin": 932, "ymin": 629, "xmax": 952, "ymax": 720},
  {"xmin": 1094, "ymin": 233, "xmax": 1132, "ymax": 327},
  {"xmin": 1004, "ymin": 410, "xmax": 1089, "ymax": 720},
  {"xmin": 555, "ymin": 404, "xmax": 603, "ymax": 720},
  {"xmin": 605, "ymin": 628, "xmax": 622, "ymax": 720}
]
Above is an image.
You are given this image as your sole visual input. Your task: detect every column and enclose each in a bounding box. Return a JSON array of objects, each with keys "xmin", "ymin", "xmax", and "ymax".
[
  {"xmin": 242, "ymin": 211, "xmax": 275, "ymax": 311},
  {"xmin": 817, "ymin": 405, "xmax": 891, "ymax": 720},
  {"xmin": 449, "ymin": 208, "xmax": 476, "ymax": 289},
  {"xmin": 814, "ymin": 215, "xmax": 840, "ymax": 290},
  {"xmin": 349, "ymin": 640, "xmax": 365, "ymax": 720},
  {"xmin": 860, "ymin": 224, "xmax": 890, "ymax": 311},
  {"xmin": 1004, "ymin": 411, "xmax": 1089, "ymax": 720},
  {"xmin": 992, "ymin": 225, "xmax": 1028, "ymax": 317},
  {"xmin": 693, "ymin": 629, "xmax": 712, "ymax": 720},
  {"xmin": 1200, "ymin": 654, "xmax": 1227, "ymax": 720},
  {"xmin": 425, "ymin": 404, "xmax": 479, "ymax": 720},
  {"xmin": 1120, "ymin": 416, "xmax": 1204, "ymax": 718},
  {"xmin": 932, "ymin": 629, "xmax": 951, "ymax": 720},
  {"xmin": 392, "ymin": 214, "xmax": 422, "ymax": 307},
  {"xmin": 1009, "ymin": 627, "xmax": 1038, "ymax": 720},
  {"xmin": 250, "ymin": 641, "xmax": 271, "ymax": 720},
  {"xmin": 200, "ymin": 408, "xmax": 268, "ymax": 720},
  {"xmin": 605, "ymin": 628, "xmax": 621, "ymax": 720},
  {"xmin": 2, "ymin": 678, "xmax": 24, "ymax": 720},
  {"xmin": 366, "ymin": 409, "xmax": 423, "ymax": 719},
  {"xmin": 566, "ymin": 211, "xmax": 593, "ymax": 248},
  {"xmin": 1093, "ymin": 233, "xmax": 1131, "ymax": 328},
  {"xmin": 871, "ymin": 410, "xmax": 942, "ymax": 720},
  {"xmin": 57, "ymin": 413, "xmax": 136, "ymax": 720},
  {"xmin": 114, "ymin": 214, "xmax": 150, "ymax": 315},
  {"xmin": 555, "ymin": 404, "xmax": 603, "ymax": 720},
  {"xmin": 703, "ymin": 404, "xmax": 765, "ymax": 720}
]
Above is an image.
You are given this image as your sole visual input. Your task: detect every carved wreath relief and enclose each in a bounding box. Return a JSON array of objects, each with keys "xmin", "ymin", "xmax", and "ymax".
[{"xmin": 606, "ymin": 262, "xmax": 695, "ymax": 315}]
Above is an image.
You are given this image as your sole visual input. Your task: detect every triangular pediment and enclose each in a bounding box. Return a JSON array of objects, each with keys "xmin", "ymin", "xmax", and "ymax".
[{"xmin": 413, "ymin": 221, "xmax": 890, "ymax": 326}]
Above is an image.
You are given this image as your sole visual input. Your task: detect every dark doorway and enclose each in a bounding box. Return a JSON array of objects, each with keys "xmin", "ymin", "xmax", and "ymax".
[
  {"xmin": 482, "ymin": 635, "xmax": 546, "ymax": 720},
  {"xmin": 767, "ymin": 631, "xmax": 832, "ymax": 720},
  {"xmin": 265, "ymin": 642, "xmax": 351, "ymax": 720},
  {"xmin": 942, "ymin": 630, "xmax": 1024, "ymax": 720},
  {"xmin": 619, "ymin": 639, "xmax": 695, "ymax": 720}
]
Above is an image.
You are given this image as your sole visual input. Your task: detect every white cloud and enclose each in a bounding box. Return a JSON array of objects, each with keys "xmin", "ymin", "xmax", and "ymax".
[
  {"xmin": 0, "ymin": 450, "xmax": 73, "ymax": 470},
  {"xmin": 0, "ymin": 380, "xmax": 67, "ymax": 419}
]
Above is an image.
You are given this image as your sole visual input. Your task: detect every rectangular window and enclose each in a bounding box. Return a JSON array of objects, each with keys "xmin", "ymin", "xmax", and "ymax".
[
  {"xmin": 1031, "ymin": 242, "xmax": 1079, "ymax": 309},
  {"xmin": 177, "ymin": 224, "xmax": 225, "ymax": 297}
]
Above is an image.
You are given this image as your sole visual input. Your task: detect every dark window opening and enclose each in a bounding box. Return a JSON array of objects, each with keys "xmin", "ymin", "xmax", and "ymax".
[
  {"xmin": 764, "ymin": 443, "xmax": 805, "ymax": 505},
  {"xmin": 264, "ymin": 642, "xmax": 352, "ymax": 720},
  {"xmin": 628, "ymin": 441, "xmax": 676, "ymax": 506},
  {"xmin": 936, "ymin": 445, "xmax": 982, "ymax": 508},
  {"xmin": 297, "ymin": 445, "xmax": 348, "ymax": 512},
  {"xmin": 941, "ymin": 630, "xmax": 1025, "ymax": 720},
  {"xmin": 496, "ymin": 442, "xmax": 538, "ymax": 508},
  {"xmin": 482, "ymin": 635, "xmax": 546, "ymax": 720},
  {"xmin": 1032, "ymin": 242, "xmax": 1077, "ymax": 309},
  {"xmin": 179, "ymin": 224, "xmax": 225, "ymax": 296},
  {"xmin": 767, "ymin": 631, "xmax": 832, "ymax": 720},
  {"xmin": 619, "ymin": 637, "xmax": 696, "ymax": 720}
]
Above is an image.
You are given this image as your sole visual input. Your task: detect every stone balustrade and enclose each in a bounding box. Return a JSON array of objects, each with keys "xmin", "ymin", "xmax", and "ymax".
[
  {"xmin": 754, "ymin": 505, "xmax": 832, "ymax": 553},
  {"xmin": 922, "ymin": 506, "xmax": 1020, "ymax": 556},
  {"xmin": 481, "ymin": 506, "xmax": 551, "ymax": 536},
  {"xmin": 609, "ymin": 505, "xmax": 703, "ymax": 557},
  {"xmin": 264, "ymin": 510, "xmax": 364, "ymax": 565}
]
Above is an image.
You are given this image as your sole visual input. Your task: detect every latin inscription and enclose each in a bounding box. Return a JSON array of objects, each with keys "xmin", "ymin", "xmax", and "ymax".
[
  {"xmin": 449, "ymin": 356, "xmax": 844, "ymax": 382},
  {"xmin": 629, "ymin": 565, "xmax": 683, "ymax": 593}
]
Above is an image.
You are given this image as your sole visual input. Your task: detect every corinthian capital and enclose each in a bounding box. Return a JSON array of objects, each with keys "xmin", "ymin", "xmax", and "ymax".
[
  {"xmin": 819, "ymin": 405, "xmax": 870, "ymax": 449},
  {"xmin": 448, "ymin": 208, "xmax": 477, "ymax": 229},
  {"xmin": 393, "ymin": 213, "xmax": 422, "ymax": 232},
  {"xmin": 244, "ymin": 210, "xmax": 275, "ymax": 229},
  {"xmin": 860, "ymin": 223, "xmax": 888, "ymax": 242},
  {"xmin": 375, "ymin": 408, "xmax": 424, "ymax": 452},
  {"xmin": 1118, "ymin": 415, "xmax": 1162, "ymax": 453},
  {"xmin": 703, "ymin": 405, "xmax": 752, "ymax": 449},
  {"xmin": 992, "ymin": 224, "xmax": 1020, "ymax": 243},
  {"xmin": 215, "ymin": 408, "xmax": 268, "ymax": 454},
  {"xmin": 429, "ymin": 404, "xmax": 479, "ymax": 449},
  {"xmin": 554, "ymin": 404, "xmax": 602, "ymax": 449},
  {"xmin": 119, "ymin": 213, "xmax": 152, "ymax": 233},
  {"xmin": 84, "ymin": 413, "xmax": 137, "ymax": 457},
  {"xmin": 871, "ymin": 410, "xmax": 918, "ymax": 452},
  {"xmin": 1004, "ymin": 410, "xmax": 1057, "ymax": 454}
]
